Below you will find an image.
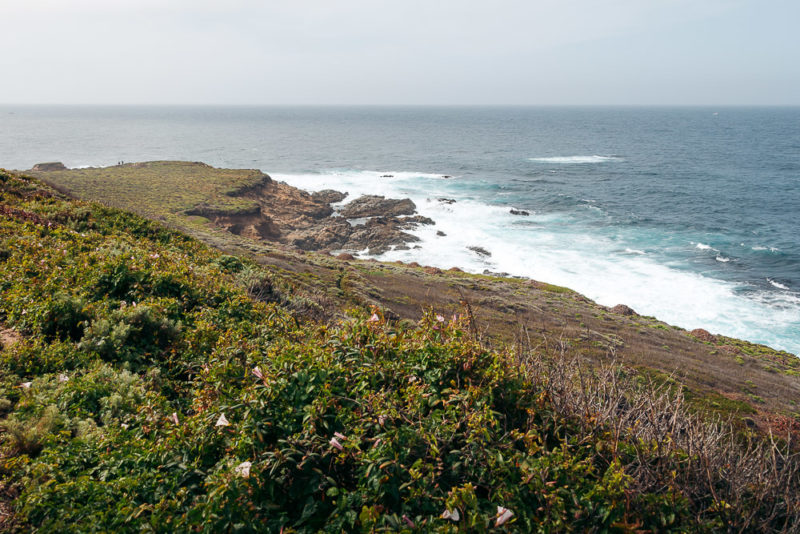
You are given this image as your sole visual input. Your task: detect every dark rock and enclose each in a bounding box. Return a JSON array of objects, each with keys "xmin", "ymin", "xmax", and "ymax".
[
  {"xmin": 610, "ymin": 304, "xmax": 636, "ymax": 316},
  {"xmin": 436, "ymin": 230, "xmax": 446, "ymax": 237},
  {"xmin": 287, "ymin": 218, "xmax": 352, "ymax": 250},
  {"xmin": 31, "ymin": 162, "xmax": 67, "ymax": 171},
  {"xmin": 510, "ymin": 209, "xmax": 530, "ymax": 216},
  {"xmin": 311, "ymin": 189, "xmax": 348, "ymax": 204},
  {"xmin": 380, "ymin": 174, "xmax": 394, "ymax": 178},
  {"xmin": 437, "ymin": 198, "xmax": 456, "ymax": 204},
  {"xmin": 442, "ymin": 175, "xmax": 452, "ymax": 179},
  {"xmin": 408, "ymin": 262, "xmax": 421, "ymax": 268},
  {"xmin": 468, "ymin": 246, "xmax": 491, "ymax": 257},
  {"xmin": 340, "ymin": 195, "xmax": 417, "ymax": 218},
  {"xmin": 396, "ymin": 215, "xmax": 434, "ymax": 228},
  {"xmin": 691, "ymin": 328, "xmax": 717, "ymax": 343}
]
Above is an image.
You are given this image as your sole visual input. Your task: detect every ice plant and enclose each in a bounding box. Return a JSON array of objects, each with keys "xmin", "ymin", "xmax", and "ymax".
[
  {"xmin": 495, "ymin": 506, "xmax": 513, "ymax": 526},
  {"xmin": 215, "ymin": 413, "xmax": 230, "ymax": 427}
]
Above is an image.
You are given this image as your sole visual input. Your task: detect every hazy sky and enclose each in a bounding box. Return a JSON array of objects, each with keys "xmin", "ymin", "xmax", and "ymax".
[{"xmin": 1, "ymin": 0, "xmax": 798, "ymax": 105}]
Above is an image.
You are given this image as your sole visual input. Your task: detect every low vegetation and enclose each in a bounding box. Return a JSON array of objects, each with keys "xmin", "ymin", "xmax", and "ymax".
[{"xmin": 2, "ymin": 168, "xmax": 800, "ymax": 532}]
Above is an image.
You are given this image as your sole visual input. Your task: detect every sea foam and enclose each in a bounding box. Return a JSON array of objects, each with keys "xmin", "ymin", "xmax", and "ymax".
[
  {"xmin": 528, "ymin": 155, "xmax": 620, "ymax": 164},
  {"xmin": 274, "ymin": 169, "xmax": 800, "ymax": 355}
]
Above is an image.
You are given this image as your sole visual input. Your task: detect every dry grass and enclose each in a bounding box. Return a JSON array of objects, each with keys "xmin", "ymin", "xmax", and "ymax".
[{"xmin": 519, "ymin": 342, "xmax": 800, "ymax": 532}]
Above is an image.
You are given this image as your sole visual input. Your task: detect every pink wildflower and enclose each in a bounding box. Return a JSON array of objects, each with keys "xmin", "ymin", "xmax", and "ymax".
[
  {"xmin": 334, "ymin": 432, "xmax": 346, "ymax": 440},
  {"xmin": 329, "ymin": 437, "xmax": 344, "ymax": 451},
  {"xmin": 441, "ymin": 509, "xmax": 460, "ymax": 521},
  {"xmin": 436, "ymin": 314, "xmax": 445, "ymax": 322},
  {"xmin": 368, "ymin": 313, "xmax": 380, "ymax": 323},
  {"xmin": 252, "ymin": 366, "xmax": 265, "ymax": 380},
  {"xmin": 171, "ymin": 412, "xmax": 179, "ymax": 425}
]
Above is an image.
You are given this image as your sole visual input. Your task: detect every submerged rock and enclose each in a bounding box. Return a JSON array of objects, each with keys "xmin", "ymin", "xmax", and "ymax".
[
  {"xmin": 510, "ymin": 209, "xmax": 530, "ymax": 216},
  {"xmin": 468, "ymin": 246, "xmax": 492, "ymax": 258}
]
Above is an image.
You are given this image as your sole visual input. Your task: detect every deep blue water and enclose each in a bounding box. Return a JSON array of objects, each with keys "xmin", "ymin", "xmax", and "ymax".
[{"xmin": 1, "ymin": 106, "xmax": 799, "ymax": 353}]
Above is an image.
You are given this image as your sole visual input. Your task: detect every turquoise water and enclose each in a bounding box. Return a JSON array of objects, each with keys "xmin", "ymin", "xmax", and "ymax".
[{"xmin": 2, "ymin": 106, "xmax": 798, "ymax": 353}]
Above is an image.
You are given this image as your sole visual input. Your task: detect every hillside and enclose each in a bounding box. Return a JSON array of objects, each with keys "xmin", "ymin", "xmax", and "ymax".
[
  {"xmin": 27, "ymin": 162, "xmax": 800, "ymax": 430},
  {"xmin": 3, "ymin": 166, "xmax": 799, "ymax": 531}
]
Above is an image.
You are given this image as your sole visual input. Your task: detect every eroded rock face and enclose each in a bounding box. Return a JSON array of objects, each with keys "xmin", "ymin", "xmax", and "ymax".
[
  {"xmin": 691, "ymin": 328, "xmax": 717, "ymax": 343},
  {"xmin": 339, "ymin": 195, "xmax": 416, "ymax": 218},
  {"xmin": 31, "ymin": 162, "xmax": 67, "ymax": 171}
]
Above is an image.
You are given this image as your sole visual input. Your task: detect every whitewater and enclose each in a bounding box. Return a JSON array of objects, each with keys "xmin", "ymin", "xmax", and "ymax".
[{"xmin": 1, "ymin": 105, "xmax": 798, "ymax": 353}]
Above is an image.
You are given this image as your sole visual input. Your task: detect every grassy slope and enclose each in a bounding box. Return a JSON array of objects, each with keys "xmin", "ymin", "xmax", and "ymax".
[
  {"xmin": 28, "ymin": 162, "xmax": 800, "ymax": 429},
  {"xmin": 2, "ymin": 169, "xmax": 800, "ymax": 531}
]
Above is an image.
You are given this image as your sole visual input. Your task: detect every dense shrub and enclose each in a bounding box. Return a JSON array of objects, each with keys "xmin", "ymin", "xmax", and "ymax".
[{"xmin": 1, "ymin": 170, "xmax": 799, "ymax": 532}]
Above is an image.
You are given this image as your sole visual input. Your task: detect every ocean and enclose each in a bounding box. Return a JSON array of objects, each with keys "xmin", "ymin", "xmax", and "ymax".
[{"xmin": 1, "ymin": 105, "xmax": 799, "ymax": 354}]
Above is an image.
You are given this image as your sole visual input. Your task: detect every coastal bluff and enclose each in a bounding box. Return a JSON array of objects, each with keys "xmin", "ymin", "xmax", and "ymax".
[
  {"xmin": 28, "ymin": 161, "xmax": 430, "ymax": 254},
  {"xmin": 24, "ymin": 160, "xmax": 800, "ymax": 428}
]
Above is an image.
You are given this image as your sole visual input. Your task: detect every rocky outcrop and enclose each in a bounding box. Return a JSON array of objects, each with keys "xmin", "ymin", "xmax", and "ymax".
[
  {"xmin": 468, "ymin": 246, "xmax": 492, "ymax": 258},
  {"xmin": 311, "ymin": 190, "xmax": 348, "ymax": 204},
  {"xmin": 339, "ymin": 195, "xmax": 416, "ymax": 218},
  {"xmin": 510, "ymin": 209, "xmax": 530, "ymax": 216},
  {"xmin": 610, "ymin": 304, "xmax": 636, "ymax": 316},
  {"xmin": 31, "ymin": 162, "xmax": 67, "ymax": 171},
  {"xmin": 691, "ymin": 328, "xmax": 717, "ymax": 343}
]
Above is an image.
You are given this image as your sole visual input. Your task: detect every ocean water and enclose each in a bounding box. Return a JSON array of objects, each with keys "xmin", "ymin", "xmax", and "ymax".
[{"xmin": 1, "ymin": 106, "xmax": 799, "ymax": 354}]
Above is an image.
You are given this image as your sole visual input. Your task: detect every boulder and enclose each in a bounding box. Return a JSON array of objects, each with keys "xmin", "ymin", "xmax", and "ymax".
[
  {"xmin": 437, "ymin": 198, "xmax": 456, "ymax": 205},
  {"xmin": 336, "ymin": 253, "xmax": 355, "ymax": 261},
  {"xmin": 311, "ymin": 189, "xmax": 348, "ymax": 204},
  {"xmin": 510, "ymin": 209, "xmax": 530, "ymax": 216},
  {"xmin": 340, "ymin": 195, "xmax": 417, "ymax": 218},
  {"xmin": 436, "ymin": 230, "xmax": 447, "ymax": 237}
]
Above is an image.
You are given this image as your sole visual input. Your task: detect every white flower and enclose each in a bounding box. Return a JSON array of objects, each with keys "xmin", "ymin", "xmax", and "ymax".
[
  {"xmin": 57, "ymin": 374, "xmax": 69, "ymax": 383},
  {"xmin": 252, "ymin": 366, "xmax": 265, "ymax": 380},
  {"xmin": 215, "ymin": 413, "xmax": 230, "ymax": 427},
  {"xmin": 234, "ymin": 461, "xmax": 252, "ymax": 478},
  {"xmin": 368, "ymin": 313, "xmax": 380, "ymax": 323},
  {"xmin": 171, "ymin": 412, "xmax": 179, "ymax": 425},
  {"xmin": 121, "ymin": 423, "xmax": 130, "ymax": 429},
  {"xmin": 329, "ymin": 437, "xmax": 344, "ymax": 451},
  {"xmin": 495, "ymin": 506, "xmax": 514, "ymax": 527},
  {"xmin": 436, "ymin": 314, "xmax": 445, "ymax": 322},
  {"xmin": 441, "ymin": 509, "xmax": 460, "ymax": 521},
  {"xmin": 20, "ymin": 381, "xmax": 32, "ymax": 389}
]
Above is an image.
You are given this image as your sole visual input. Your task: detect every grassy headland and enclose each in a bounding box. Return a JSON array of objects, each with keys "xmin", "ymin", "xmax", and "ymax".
[
  {"xmin": 2, "ymin": 164, "xmax": 798, "ymax": 531},
  {"xmin": 27, "ymin": 162, "xmax": 800, "ymax": 428}
]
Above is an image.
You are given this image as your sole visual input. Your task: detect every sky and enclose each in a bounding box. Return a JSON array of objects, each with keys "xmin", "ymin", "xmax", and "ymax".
[{"xmin": 1, "ymin": 0, "xmax": 798, "ymax": 106}]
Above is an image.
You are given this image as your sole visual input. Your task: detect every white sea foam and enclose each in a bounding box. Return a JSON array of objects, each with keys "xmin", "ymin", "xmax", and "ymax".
[
  {"xmin": 768, "ymin": 278, "xmax": 790, "ymax": 290},
  {"xmin": 528, "ymin": 155, "xmax": 620, "ymax": 164},
  {"xmin": 274, "ymin": 169, "xmax": 800, "ymax": 355},
  {"xmin": 716, "ymin": 255, "xmax": 731, "ymax": 263}
]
